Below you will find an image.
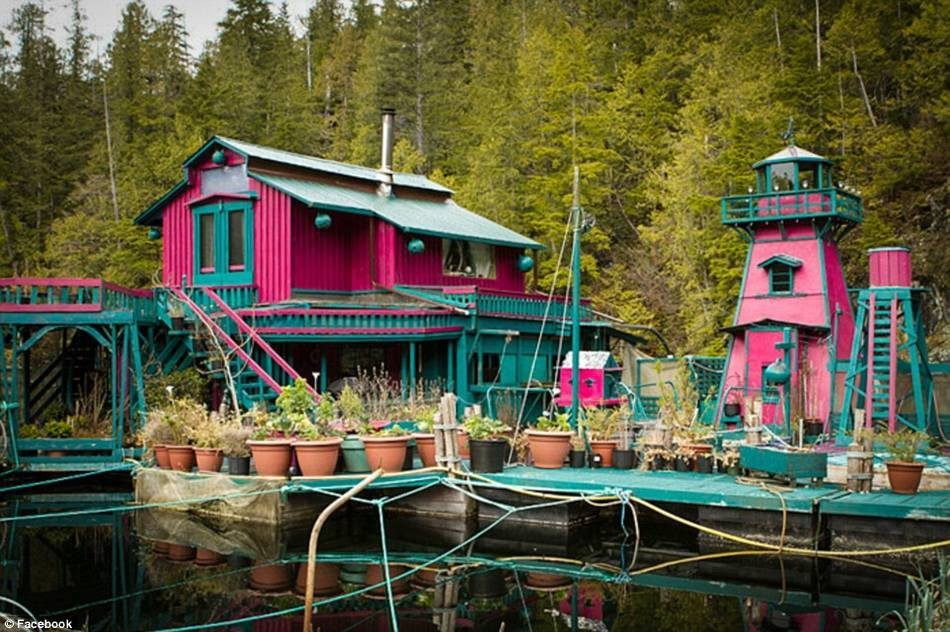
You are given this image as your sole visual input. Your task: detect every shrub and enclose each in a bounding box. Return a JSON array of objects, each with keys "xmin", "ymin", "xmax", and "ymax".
[{"xmin": 535, "ymin": 412, "xmax": 570, "ymax": 432}]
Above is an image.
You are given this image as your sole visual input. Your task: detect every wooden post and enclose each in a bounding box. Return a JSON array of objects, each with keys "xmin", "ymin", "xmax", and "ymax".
[{"xmin": 435, "ymin": 393, "xmax": 460, "ymax": 471}]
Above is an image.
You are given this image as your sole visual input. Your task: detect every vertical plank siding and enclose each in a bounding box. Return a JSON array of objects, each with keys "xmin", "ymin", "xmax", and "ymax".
[{"xmin": 251, "ymin": 179, "xmax": 291, "ymax": 303}]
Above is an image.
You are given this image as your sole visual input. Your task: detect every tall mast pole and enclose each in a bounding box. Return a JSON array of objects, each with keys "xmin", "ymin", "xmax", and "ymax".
[{"xmin": 570, "ymin": 166, "xmax": 582, "ymax": 428}]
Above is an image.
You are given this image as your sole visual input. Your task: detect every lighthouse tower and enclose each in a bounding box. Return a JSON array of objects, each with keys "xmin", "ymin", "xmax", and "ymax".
[{"xmin": 717, "ymin": 145, "xmax": 861, "ymax": 432}]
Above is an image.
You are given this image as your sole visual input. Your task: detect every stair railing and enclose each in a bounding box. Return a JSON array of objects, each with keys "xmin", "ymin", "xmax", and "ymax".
[{"xmin": 200, "ymin": 288, "xmax": 318, "ymax": 400}]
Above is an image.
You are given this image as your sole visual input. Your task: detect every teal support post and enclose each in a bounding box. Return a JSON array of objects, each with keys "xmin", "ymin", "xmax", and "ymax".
[
  {"xmin": 22, "ymin": 347, "xmax": 30, "ymax": 423},
  {"xmin": 456, "ymin": 335, "xmax": 469, "ymax": 413},
  {"xmin": 400, "ymin": 346, "xmax": 408, "ymax": 399},
  {"xmin": 109, "ymin": 325, "xmax": 119, "ymax": 456},
  {"xmin": 130, "ymin": 324, "xmax": 147, "ymax": 433},
  {"xmin": 569, "ymin": 166, "xmax": 583, "ymax": 429},
  {"xmin": 447, "ymin": 340, "xmax": 456, "ymax": 392},
  {"xmin": 117, "ymin": 326, "xmax": 129, "ymax": 455},
  {"xmin": 319, "ymin": 351, "xmax": 327, "ymax": 392}
]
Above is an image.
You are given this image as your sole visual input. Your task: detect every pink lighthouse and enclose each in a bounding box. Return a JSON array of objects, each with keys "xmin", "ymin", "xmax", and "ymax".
[{"xmin": 717, "ymin": 145, "xmax": 862, "ymax": 431}]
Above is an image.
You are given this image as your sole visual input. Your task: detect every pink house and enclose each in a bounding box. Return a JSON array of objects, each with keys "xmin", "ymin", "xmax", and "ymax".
[{"xmin": 718, "ymin": 146, "xmax": 861, "ymax": 430}]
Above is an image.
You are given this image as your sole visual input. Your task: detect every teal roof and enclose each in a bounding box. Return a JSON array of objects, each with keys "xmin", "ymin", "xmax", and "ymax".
[
  {"xmin": 251, "ymin": 172, "xmax": 541, "ymax": 250},
  {"xmin": 203, "ymin": 136, "xmax": 452, "ymax": 194},
  {"xmin": 753, "ymin": 145, "xmax": 830, "ymax": 169},
  {"xmin": 758, "ymin": 254, "xmax": 804, "ymax": 269}
]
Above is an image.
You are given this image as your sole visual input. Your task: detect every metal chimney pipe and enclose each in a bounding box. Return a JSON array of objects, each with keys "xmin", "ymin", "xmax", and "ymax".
[{"xmin": 379, "ymin": 107, "xmax": 395, "ymax": 185}]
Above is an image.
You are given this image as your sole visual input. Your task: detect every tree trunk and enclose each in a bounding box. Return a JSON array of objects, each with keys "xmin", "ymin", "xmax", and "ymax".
[{"xmin": 851, "ymin": 47, "xmax": 878, "ymax": 127}]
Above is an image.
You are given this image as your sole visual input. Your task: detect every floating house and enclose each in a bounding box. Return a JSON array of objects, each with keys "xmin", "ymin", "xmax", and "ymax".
[{"xmin": 0, "ymin": 111, "xmax": 643, "ymax": 470}]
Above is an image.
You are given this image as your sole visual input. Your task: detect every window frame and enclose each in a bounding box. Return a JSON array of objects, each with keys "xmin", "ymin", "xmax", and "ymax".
[
  {"xmin": 441, "ymin": 238, "xmax": 496, "ymax": 279},
  {"xmin": 767, "ymin": 263, "xmax": 794, "ymax": 295},
  {"xmin": 193, "ymin": 200, "xmax": 254, "ymax": 285}
]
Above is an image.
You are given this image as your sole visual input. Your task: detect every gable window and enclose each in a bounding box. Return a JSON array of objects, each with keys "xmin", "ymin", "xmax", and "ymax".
[
  {"xmin": 200, "ymin": 163, "xmax": 248, "ymax": 196},
  {"xmin": 758, "ymin": 254, "xmax": 802, "ymax": 296},
  {"xmin": 442, "ymin": 239, "xmax": 495, "ymax": 278},
  {"xmin": 769, "ymin": 264, "xmax": 793, "ymax": 294},
  {"xmin": 193, "ymin": 200, "xmax": 253, "ymax": 284}
]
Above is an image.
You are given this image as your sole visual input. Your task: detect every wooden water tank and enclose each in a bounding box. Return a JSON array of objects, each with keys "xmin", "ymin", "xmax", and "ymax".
[{"xmin": 868, "ymin": 247, "xmax": 912, "ymax": 287}]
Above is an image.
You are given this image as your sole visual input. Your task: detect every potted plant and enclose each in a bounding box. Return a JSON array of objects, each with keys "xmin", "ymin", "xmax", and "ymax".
[
  {"xmin": 880, "ymin": 429, "xmax": 928, "ymax": 494},
  {"xmin": 338, "ymin": 384, "xmax": 370, "ymax": 473},
  {"xmin": 142, "ymin": 409, "xmax": 175, "ymax": 469},
  {"xmin": 569, "ymin": 433, "xmax": 587, "ymax": 468},
  {"xmin": 157, "ymin": 398, "xmax": 205, "ymax": 472},
  {"xmin": 294, "ymin": 562, "xmax": 341, "ymax": 597},
  {"xmin": 584, "ymin": 407, "xmax": 618, "ymax": 467},
  {"xmin": 463, "ymin": 415, "xmax": 510, "ymax": 473},
  {"xmin": 526, "ymin": 412, "xmax": 572, "ymax": 469},
  {"xmin": 361, "ymin": 423, "xmax": 411, "ymax": 472},
  {"xmin": 249, "ymin": 561, "xmax": 293, "ymax": 592},
  {"xmin": 247, "ymin": 408, "xmax": 294, "ymax": 478},
  {"xmin": 716, "ymin": 446, "xmax": 741, "ymax": 475},
  {"xmin": 613, "ymin": 408, "xmax": 637, "ymax": 469},
  {"xmin": 293, "ymin": 389, "xmax": 344, "ymax": 477},
  {"xmin": 412, "ymin": 405, "xmax": 439, "ymax": 468},
  {"xmin": 192, "ymin": 412, "xmax": 225, "ymax": 473},
  {"xmin": 644, "ymin": 447, "xmax": 673, "ymax": 471},
  {"xmin": 221, "ymin": 422, "xmax": 252, "ymax": 475}
]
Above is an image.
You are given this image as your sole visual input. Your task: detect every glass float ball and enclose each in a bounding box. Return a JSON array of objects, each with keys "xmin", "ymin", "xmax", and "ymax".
[
  {"xmin": 407, "ymin": 238, "xmax": 425, "ymax": 254},
  {"xmin": 211, "ymin": 149, "xmax": 227, "ymax": 165},
  {"xmin": 518, "ymin": 255, "xmax": 535, "ymax": 272},
  {"xmin": 314, "ymin": 214, "xmax": 332, "ymax": 230},
  {"xmin": 147, "ymin": 227, "xmax": 162, "ymax": 240}
]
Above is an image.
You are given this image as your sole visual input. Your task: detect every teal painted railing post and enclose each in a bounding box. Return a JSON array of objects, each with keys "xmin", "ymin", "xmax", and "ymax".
[
  {"xmin": 409, "ymin": 341, "xmax": 417, "ymax": 399},
  {"xmin": 569, "ymin": 166, "xmax": 583, "ymax": 429}
]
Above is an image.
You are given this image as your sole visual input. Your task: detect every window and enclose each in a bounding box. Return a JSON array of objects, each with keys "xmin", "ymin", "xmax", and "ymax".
[
  {"xmin": 200, "ymin": 164, "xmax": 248, "ymax": 195},
  {"xmin": 193, "ymin": 201, "xmax": 253, "ymax": 284},
  {"xmin": 769, "ymin": 264, "xmax": 793, "ymax": 294},
  {"xmin": 442, "ymin": 239, "xmax": 495, "ymax": 278},
  {"xmin": 797, "ymin": 165, "xmax": 816, "ymax": 190},
  {"xmin": 769, "ymin": 162, "xmax": 795, "ymax": 192}
]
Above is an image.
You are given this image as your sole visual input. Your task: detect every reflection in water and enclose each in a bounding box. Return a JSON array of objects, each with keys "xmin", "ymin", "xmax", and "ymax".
[{"xmin": 0, "ymin": 495, "xmax": 924, "ymax": 631}]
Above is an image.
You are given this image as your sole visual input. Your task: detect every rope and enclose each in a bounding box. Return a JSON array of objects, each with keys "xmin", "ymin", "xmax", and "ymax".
[
  {"xmin": 375, "ymin": 501, "xmax": 399, "ymax": 632},
  {"xmin": 0, "ymin": 460, "xmax": 135, "ymax": 494}
]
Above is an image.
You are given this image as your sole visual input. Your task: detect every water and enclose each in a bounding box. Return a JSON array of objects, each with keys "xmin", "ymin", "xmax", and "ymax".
[{"xmin": 0, "ymin": 489, "xmax": 925, "ymax": 631}]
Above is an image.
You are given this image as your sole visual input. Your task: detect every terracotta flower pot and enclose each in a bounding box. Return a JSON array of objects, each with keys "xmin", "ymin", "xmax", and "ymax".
[
  {"xmin": 249, "ymin": 562, "xmax": 293, "ymax": 592},
  {"xmin": 294, "ymin": 437, "xmax": 343, "ymax": 476},
  {"xmin": 365, "ymin": 564, "xmax": 409, "ymax": 597},
  {"xmin": 153, "ymin": 445, "xmax": 171, "ymax": 469},
  {"xmin": 166, "ymin": 544, "xmax": 195, "ymax": 562},
  {"xmin": 152, "ymin": 540, "xmax": 170, "ymax": 557},
  {"xmin": 294, "ymin": 562, "xmax": 340, "ymax": 596},
  {"xmin": 458, "ymin": 430, "xmax": 470, "ymax": 458},
  {"xmin": 525, "ymin": 572, "xmax": 571, "ymax": 591},
  {"xmin": 414, "ymin": 433, "xmax": 437, "ymax": 467},
  {"xmin": 166, "ymin": 445, "xmax": 195, "ymax": 472},
  {"xmin": 525, "ymin": 430, "xmax": 572, "ymax": 469},
  {"xmin": 47, "ymin": 450, "xmax": 67, "ymax": 457},
  {"xmin": 194, "ymin": 548, "xmax": 226, "ymax": 567},
  {"xmin": 683, "ymin": 443, "xmax": 713, "ymax": 455},
  {"xmin": 589, "ymin": 440, "xmax": 617, "ymax": 467},
  {"xmin": 885, "ymin": 461, "xmax": 924, "ymax": 494},
  {"xmin": 247, "ymin": 440, "xmax": 293, "ymax": 477},
  {"xmin": 411, "ymin": 567, "xmax": 440, "ymax": 588},
  {"xmin": 361, "ymin": 436, "xmax": 410, "ymax": 472},
  {"xmin": 194, "ymin": 447, "xmax": 224, "ymax": 473}
]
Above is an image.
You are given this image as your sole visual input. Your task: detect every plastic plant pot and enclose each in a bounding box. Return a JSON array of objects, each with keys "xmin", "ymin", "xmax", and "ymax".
[
  {"xmin": 166, "ymin": 544, "xmax": 195, "ymax": 562},
  {"xmin": 612, "ymin": 449, "xmax": 636, "ymax": 470},
  {"xmin": 294, "ymin": 562, "xmax": 340, "ymax": 596},
  {"xmin": 227, "ymin": 455, "xmax": 250, "ymax": 475},
  {"xmin": 153, "ymin": 445, "xmax": 171, "ymax": 469},
  {"xmin": 294, "ymin": 437, "xmax": 343, "ymax": 476},
  {"xmin": 885, "ymin": 461, "xmax": 924, "ymax": 494},
  {"xmin": 469, "ymin": 569, "xmax": 507, "ymax": 598},
  {"xmin": 525, "ymin": 430, "xmax": 572, "ymax": 469},
  {"xmin": 469, "ymin": 439, "xmax": 507, "ymax": 473},
  {"xmin": 361, "ymin": 436, "xmax": 410, "ymax": 473},
  {"xmin": 674, "ymin": 455, "xmax": 691, "ymax": 472},
  {"xmin": 589, "ymin": 440, "xmax": 617, "ymax": 467},
  {"xmin": 402, "ymin": 441, "xmax": 416, "ymax": 471},
  {"xmin": 569, "ymin": 450, "xmax": 587, "ymax": 468},
  {"xmin": 723, "ymin": 403, "xmax": 741, "ymax": 418},
  {"xmin": 249, "ymin": 563, "xmax": 293, "ymax": 592},
  {"xmin": 696, "ymin": 455, "xmax": 713, "ymax": 474},
  {"xmin": 194, "ymin": 548, "xmax": 226, "ymax": 567},
  {"xmin": 341, "ymin": 435, "xmax": 370, "ymax": 473},
  {"xmin": 194, "ymin": 448, "xmax": 224, "ymax": 473},
  {"xmin": 414, "ymin": 433, "xmax": 436, "ymax": 467},
  {"xmin": 246, "ymin": 440, "xmax": 293, "ymax": 477}
]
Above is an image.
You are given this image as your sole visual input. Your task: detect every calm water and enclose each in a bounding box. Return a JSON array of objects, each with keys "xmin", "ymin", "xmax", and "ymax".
[{"xmin": 0, "ymin": 488, "xmax": 924, "ymax": 631}]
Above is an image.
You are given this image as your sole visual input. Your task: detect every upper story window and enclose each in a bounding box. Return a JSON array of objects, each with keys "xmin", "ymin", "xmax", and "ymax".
[
  {"xmin": 442, "ymin": 239, "xmax": 495, "ymax": 278},
  {"xmin": 770, "ymin": 162, "xmax": 795, "ymax": 192},
  {"xmin": 200, "ymin": 163, "xmax": 248, "ymax": 196},
  {"xmin": 193, "ymin": 200, "xmax": 253, "ymax": 285},
  {"xmin": 759, "ymin": 254, "xmax": 802, "ymax": 296}
]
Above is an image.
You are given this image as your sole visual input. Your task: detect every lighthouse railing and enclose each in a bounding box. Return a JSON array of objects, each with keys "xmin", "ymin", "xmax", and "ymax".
[{"xmin": 721, "ymin": 187, "xmax": 862, "ymax": 225}]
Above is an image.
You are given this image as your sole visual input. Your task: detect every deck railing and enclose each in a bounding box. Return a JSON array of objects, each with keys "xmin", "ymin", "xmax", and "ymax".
[
  {"xmin": 721, "ymin": 188, "xmax": 862, "ymax": 225},
  {"xmin": 234, "ymin": 307, "xmax": 461, "ymax": 335},
  {"xmin": 404, "ymin": 285, "xmax": 594, "ymax": 321},
  {"xmin": 0, "ymin": 277, "xmax": 156, "ymax": 319}
]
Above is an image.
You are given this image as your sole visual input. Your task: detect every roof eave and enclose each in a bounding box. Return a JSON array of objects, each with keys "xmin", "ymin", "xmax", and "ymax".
[{"xmin": 134, "ymin": 177, "xmax": 189, "ymax": 226}]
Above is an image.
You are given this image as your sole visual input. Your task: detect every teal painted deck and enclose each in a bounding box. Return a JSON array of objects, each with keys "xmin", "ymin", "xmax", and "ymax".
[{"xmin": 820, "ymin": 488, "xmax": 950, "ymax": 521}]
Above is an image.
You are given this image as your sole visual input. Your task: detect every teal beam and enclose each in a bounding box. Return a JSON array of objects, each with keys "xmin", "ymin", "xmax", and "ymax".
[
  {"xmin": 0, "ymin": 312, "xmax": 134, "ymax": 326},
  {"xmin": 130, "ymin": 324, "xmax": 146, "ymax": 432},
  {"xmin": 319, "ymin": 350, "xmax": 327, "ymax": 392},
  {"xmin": 447, "ymin": 340, "xmax": 456, "ymax": 392},
  {"xmin": 456, "ymin": 334, "xmax": 470, "ymax": 414},
  {"xmin": 409, "ymin": 341, "xmax": 417, "ymax": 399},
  {"xmin": 569, "ymin": 167, "xmax": 582, "ymax": 428},
  {"xmin": 400, "ymin": 346, "xmax": 408, "ymax": 399}
]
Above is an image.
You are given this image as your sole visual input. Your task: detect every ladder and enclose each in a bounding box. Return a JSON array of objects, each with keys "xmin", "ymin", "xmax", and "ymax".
[{"xmin": 837, "ymin": 287, "xmax": 934, "ymax": 438}]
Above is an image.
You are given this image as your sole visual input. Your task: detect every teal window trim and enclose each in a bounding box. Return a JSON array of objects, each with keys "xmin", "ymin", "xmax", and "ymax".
[
  {"xmin": 193, "ymin": 200, "xmax": 254, "ymax": 285},
  {"xmin": 758, "ymin": 162, "xmax": 832, "ymax": 194},
  {"xmin": 767, "ymin": 264, "xmax": 794, "ymax": 295}
]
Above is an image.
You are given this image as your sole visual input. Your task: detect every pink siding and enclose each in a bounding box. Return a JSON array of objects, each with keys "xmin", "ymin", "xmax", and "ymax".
[
  {"xmin": 374, "ymin": 220, "xmax": 398, "ymax": 287},
  {"xmin": 736, "ymin": 237, "xmax": 826, "ymax": 328},
  {"xmin": 161, "ymin": 178, "xmax": 196, "ymax": 287},
  {"xmin": 823, "ymin": 240, "xmax": 855, "ymax": 358},
  {"xmin": 382, "ymin": 229, "xmax": 525, "ymax": 292},
  {"xmin": 251, "ymin": 179, "xmax": 292, "ymax": 303},
  {"xmin": 290, "ymin": 202, "xmax": 371, "ymax": 292},
  {"xmin": 869, "ymin": 247, "xmax": 912, "ymax": 287}
]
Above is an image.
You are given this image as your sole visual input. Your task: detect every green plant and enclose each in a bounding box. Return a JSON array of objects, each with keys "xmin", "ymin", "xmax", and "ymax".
[
  {"xmin": 220, "ymin": 423, "xmax": 252, "ymax": 457},
  {"xmin": 144, "ymin": 368, "xmax": 206, "ymax": 408},
  {"xmin": 373, "ymin": 424, "xmax": 410, "ymax": 437},
  {"xmin": 535, "ymin": 412, "xmax": 570, "ymax": 432},
  {"xmin": 583, "ymin": 407, "xmax": 617, "ymax": 440},
  {"xmin": 44, "ymin": 419, "xmax": 73, "ymax": 438},
  {"xmin": 355, "ymin": 366, "xmax": 400, "ymax": 420},
  {"xmin": 148, "ymin": 397, "xmax": 209, "ymax": 445},
  {"xmin": 192, "ymin": 412, "xmax": 225, "ymax": 449},
  {"xmin": 879, "ymin": 429, "xmax": 928, "ymax": 463},
  {"xmin": 315, "ymin": 393, "xmax": 337, "ymax": 424},
  {"xmin": 337, "ymin": 384, "xmax": 366, "ymax": 425},
  {"xmin": 879, "ymin": 553, "xmax": 948, "ymax": 632},
  {"xmin": 462, "ymin": 416, "xmax": 510, "ymax": 441},
  {"xmin": 19, "ymin": 423, "xmax": 42, "ymax": 438},
  {"xmin": 275, "ymin": 378, "xmax": 316, "ymax": 418}
]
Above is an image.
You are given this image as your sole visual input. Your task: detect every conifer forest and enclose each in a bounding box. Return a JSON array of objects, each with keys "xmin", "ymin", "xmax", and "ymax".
[{"xmin": 1, "ymin": 0, "xmax": 947, "ymax": 356}]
